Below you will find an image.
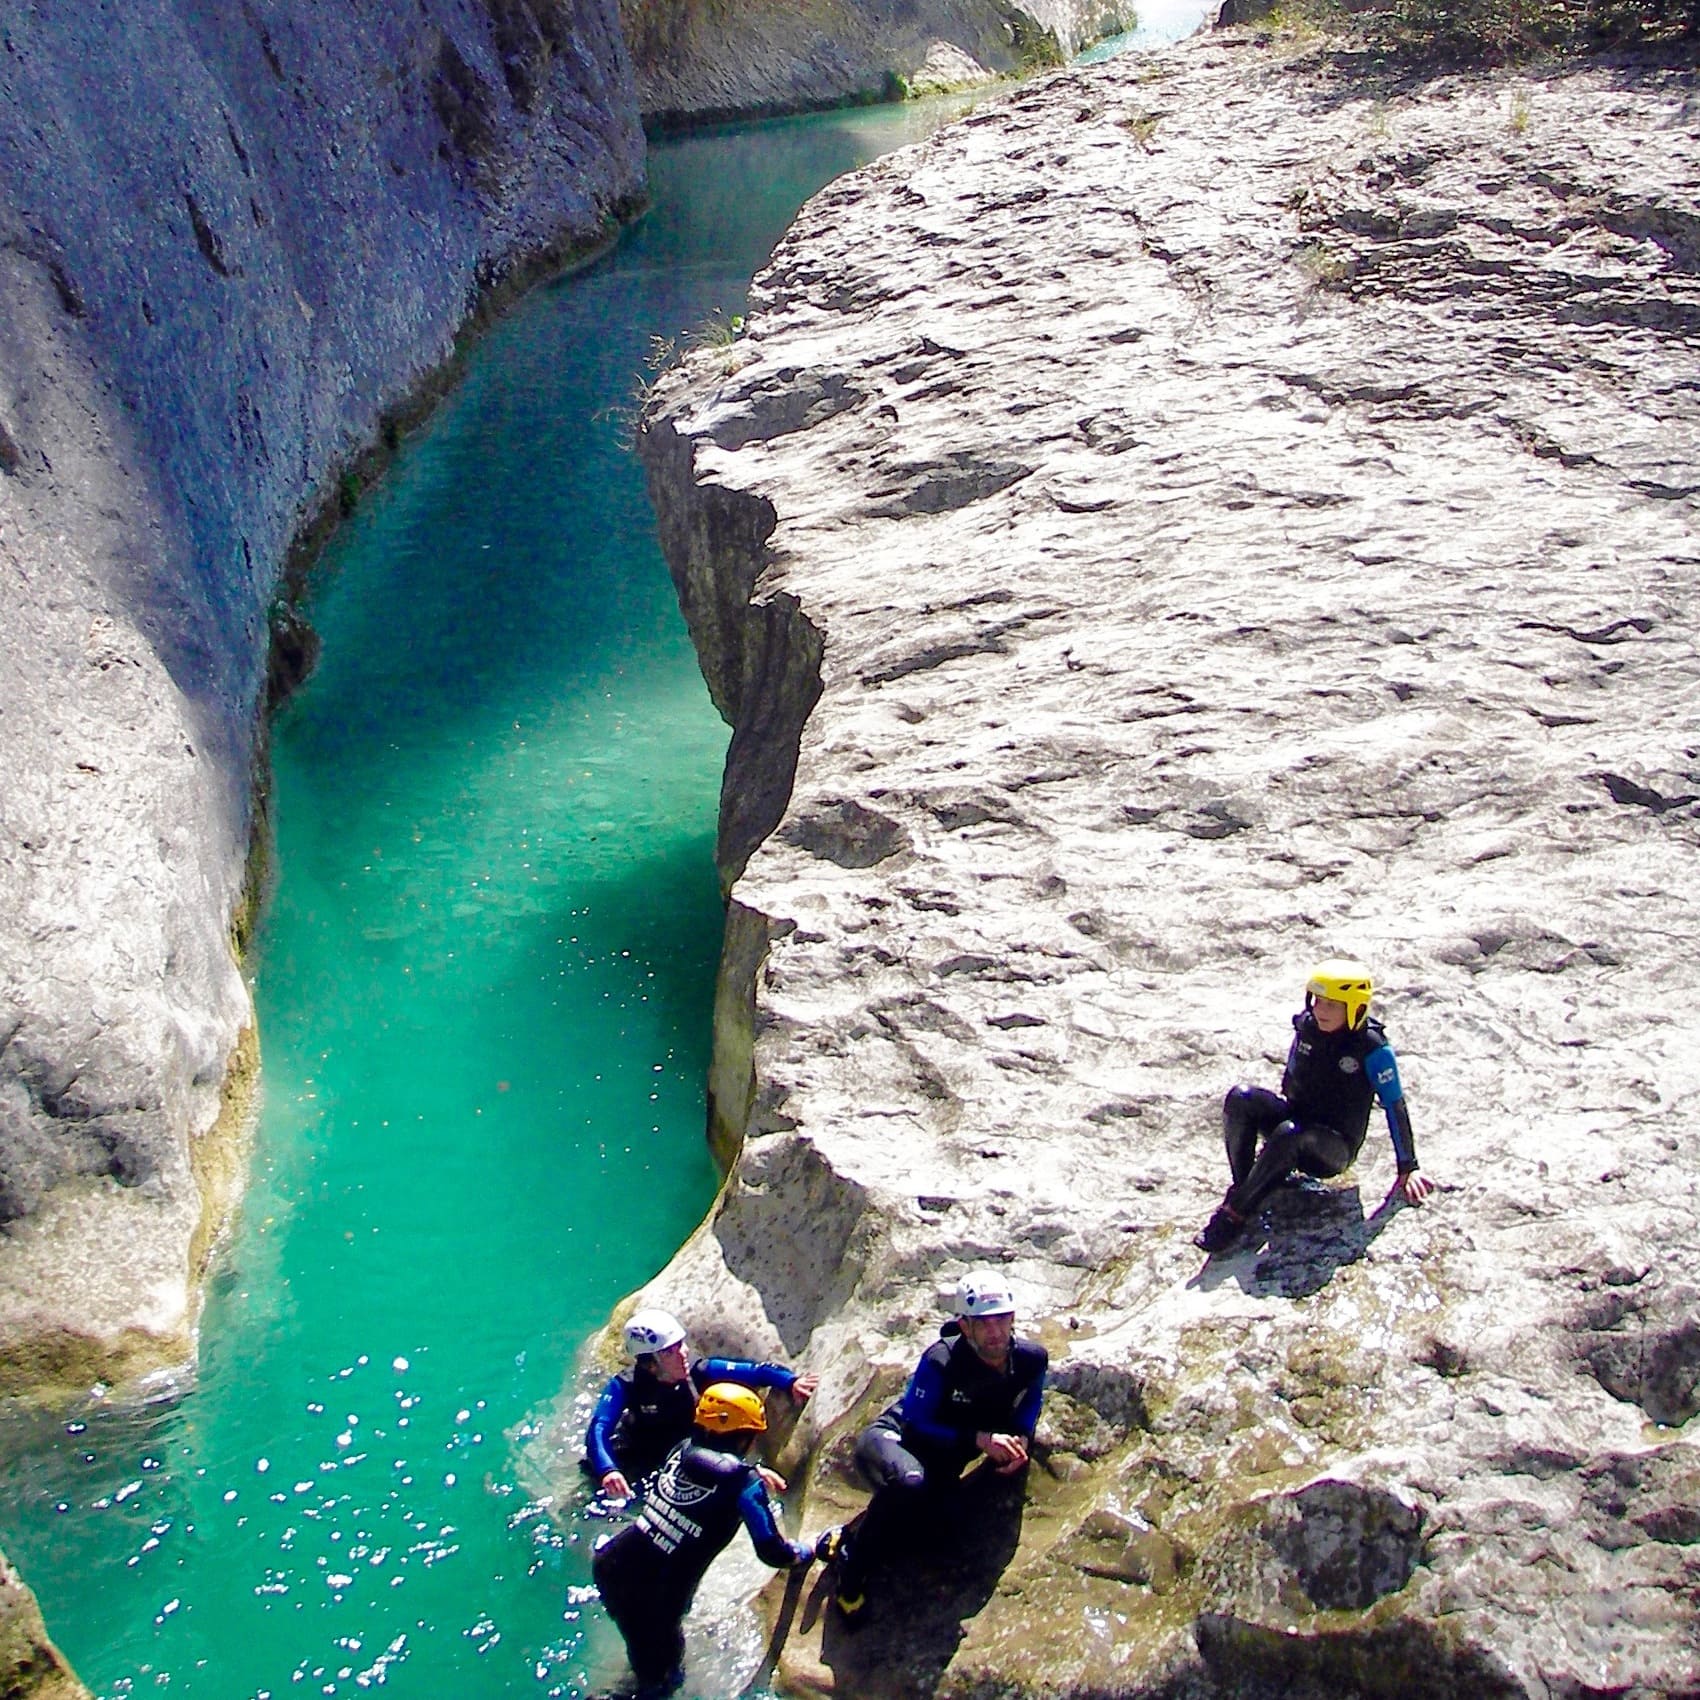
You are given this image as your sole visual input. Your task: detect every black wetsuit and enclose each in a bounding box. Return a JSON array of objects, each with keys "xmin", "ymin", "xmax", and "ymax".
[
  {"xmin": 1223, "ymin": 1010, "xmax": 1418, "ymax": 1217},
  {"xmin": 837, "ymin": 1323, "xmax": 1047, "ymax": 1597},
  {"xmin": 591, "ymin": 1438, "xmax": 808, "ymax": 1695},
  {"xmin": 582, "ymin": 1355, "xmax": 800, "ymax": 1487}
]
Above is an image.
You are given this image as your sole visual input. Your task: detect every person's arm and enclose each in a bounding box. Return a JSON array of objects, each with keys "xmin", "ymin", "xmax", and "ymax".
[
  {"xmin": 696, "ymin": 1356, "xmax": 801, "ymax": 1397},
  {"xmin": 896, "ymin": 1349, "xmax": 963, "ymax": 1450},
  {"xmin": 736, "ymin": 1475, "xmax": 812, "ymax": 1568},
  {"xmin": 1367, "ymin": 1044, "xmax": 1433, "ymax": 1203},
  {"xmin": 1011, "ymin": 1351, "xmax": 1047, "ymax": 1440},
  {"xmin": 584, "ymin": 1375, "xmax": 630, "ymax": 1491}
]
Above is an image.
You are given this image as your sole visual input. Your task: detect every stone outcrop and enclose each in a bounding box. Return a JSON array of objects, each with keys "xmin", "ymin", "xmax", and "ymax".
[
  {"xmin": 0, "ymin": 1553, "xmax": 88, "ymax": 1700},
  {"xmin": 621, "ymin": 0, "xmax": 1137, "ymax": 125},
  {"xmin": 633, "ymin": 34, "xmax": 1700, "ymax": 1698},
  {"xmin": 0, "ymin": 1, "xmax": 643, "ymax": 1399}
]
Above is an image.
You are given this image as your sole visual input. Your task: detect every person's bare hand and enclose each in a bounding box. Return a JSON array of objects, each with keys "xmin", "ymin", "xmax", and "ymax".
[
  {"xmin": 790, "ymin": 1374, "xmax": 818, "ymax": 1406},
  {"xmin": 756, "ymin": 1464, "xmax": 789, "ymax": 1496},
  {"xmin": 1397, "ymin": 1171, "xmax": 1435, "ymax": 1205},
  {"xmin": 977, "ymin": 1431, "xmax": 1028, "ymax": 1474},
  {"xmin": 600, "ymin": 1470, "xmax": 631, "ymax": 1500}
]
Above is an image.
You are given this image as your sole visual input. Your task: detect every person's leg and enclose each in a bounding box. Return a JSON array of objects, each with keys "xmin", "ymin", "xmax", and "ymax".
[
  {"xmin": 832, "ymin": 1422, "xmax": 932, "ymax": 1608},
  {"xmin": 1228, "ymin": 1121, "xmax": 1351, "ymax": 1218},
  {"xmin": 592, "ymin": 1540, "xmax": 686, "ymax": 1694},
  {"xmin": 1223, "ymin": 1086, "xmax": 1290, "ymax": 1186}
]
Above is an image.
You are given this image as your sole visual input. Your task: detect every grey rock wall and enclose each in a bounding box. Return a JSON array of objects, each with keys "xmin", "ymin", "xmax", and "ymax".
[
  {"xmin": 622, "ymin": 0, "xmax": 1137, "ymax": 127},
  {"xmin": 0, "ymin": 0, "xmax": 643, "ymax": 1395},
  {"xmin": 636, "ymin": 35, "xmax": 1700, "ymax": 1699}
]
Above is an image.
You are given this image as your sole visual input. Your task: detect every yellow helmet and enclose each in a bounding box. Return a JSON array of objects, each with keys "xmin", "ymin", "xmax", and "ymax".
[
  {"xmin": 693, "ymin": 1382, "xmax": 768, "ymax": 1435},
  {"xmin": 1306, "ymin": 959, "xmax": 1374, "ymax": 1029}
]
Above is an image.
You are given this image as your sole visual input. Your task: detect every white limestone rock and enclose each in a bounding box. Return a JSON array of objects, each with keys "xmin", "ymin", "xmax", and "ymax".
[{"xmin": 634, "ymin": 34, "xmax": 1700, "ymax": 1699}]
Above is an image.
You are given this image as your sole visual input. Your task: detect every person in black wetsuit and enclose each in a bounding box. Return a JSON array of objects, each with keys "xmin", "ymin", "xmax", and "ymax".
[
  {"xmin": 814, "ymin": 1269, "xmax": 1047, "ymax": 1621},
  {"xmin": 1195, "ymin": 958, "xmax": 1436, "ymax": 1254},
  {"xmin": 590, "ymin": 1382, "xmax": 813, "ymax": 1699},
  {"xmin": 582, "ymin": 1308, "xmax": 816, "ymax": 1500}
]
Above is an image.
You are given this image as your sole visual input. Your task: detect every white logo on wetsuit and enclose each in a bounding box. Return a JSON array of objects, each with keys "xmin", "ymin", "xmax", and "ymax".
[
  {"xmin": 1338, "ymin": 1055, "xmax": 1359, "ymax": 1074},
  {"xmin": 654, "ymin": 1454, "xmax": 715, "ymax": 1508}
]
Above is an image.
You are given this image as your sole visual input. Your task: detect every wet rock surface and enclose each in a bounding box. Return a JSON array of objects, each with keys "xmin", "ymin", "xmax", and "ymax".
[
  {"xmin": 635, "ymin": 33, "xmax": 1700, "ymax": 1698},
  {"xmin": 0, "ymin": 1550, "xmax": 87, "ymax": 1699},
  {"xmin": 0, "ymin": 0, "xmax": 642, "ymax": 1393}
]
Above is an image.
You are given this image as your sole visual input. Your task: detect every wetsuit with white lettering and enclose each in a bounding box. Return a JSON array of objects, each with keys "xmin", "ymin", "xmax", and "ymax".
[{"xmin": 591, "ymin": 1439, "xmax": 809, "ymax": 1693}]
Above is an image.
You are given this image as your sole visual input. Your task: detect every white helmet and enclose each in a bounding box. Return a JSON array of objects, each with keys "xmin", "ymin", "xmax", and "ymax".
[
  {"xmin": 955, "ymin": 1270, "xmax": 1016, "ymax": 1318},
  {"xmin": 623, "ymin": 1308, "xmax": 686, "ymax": 1357}
]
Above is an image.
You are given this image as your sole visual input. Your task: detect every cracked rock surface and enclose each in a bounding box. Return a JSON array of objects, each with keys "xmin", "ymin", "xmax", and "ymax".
[
  {"xmin": 632, "ymin": 34, "xmax": 1699, "ymax": 1699},
  {"xmin": 0, "ymin": 0, "xmax": 642, "ymax": 1394}
]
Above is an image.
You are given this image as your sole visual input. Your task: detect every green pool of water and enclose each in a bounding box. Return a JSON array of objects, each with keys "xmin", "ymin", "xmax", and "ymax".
[{"xmin": 0, "ymin": 100, "xmax": 977, "ymax": 1700}]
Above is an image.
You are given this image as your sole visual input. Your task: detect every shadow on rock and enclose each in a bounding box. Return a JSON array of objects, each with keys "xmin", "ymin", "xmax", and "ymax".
[
  {"xmin": 1193, "ymin": 1182, "xmax": 1411, "ymax": 1301},
  {"xmin": 797, "ymin": 1473, "xmax": 1026, "ymax": 1700}
]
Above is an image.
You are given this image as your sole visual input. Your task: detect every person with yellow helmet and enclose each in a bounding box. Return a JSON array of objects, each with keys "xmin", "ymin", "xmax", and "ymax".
[
  {"xmin": 1195, "ymin": 959, "xmax": 1435, "ymax": 1254},
  {"xmin": 581, "ymin": 1307, "xmax": 816, "ymax": 1500},
  {"xmin": 813, "ymin": 1269, "xmax": 1047, "ymax": 1622},
  {"xmin": 590, "ymin": 1382, "xmax": 813, "ymax": 1698}
]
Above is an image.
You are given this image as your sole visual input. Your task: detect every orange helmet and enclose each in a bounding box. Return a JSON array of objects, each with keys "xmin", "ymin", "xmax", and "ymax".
[{"xmin": 693, "ymin": 1383, "xmax": 767, "ymax": 1435}]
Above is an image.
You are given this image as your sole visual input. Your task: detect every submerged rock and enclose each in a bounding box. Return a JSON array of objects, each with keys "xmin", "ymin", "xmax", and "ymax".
[
  {"xmin": 0, "ymin": 1, "xmax": 643, "ymax": 1399},
  {"xmin": 634, "ymin": 33, "xmax": 1700, "ymax": 1698}
]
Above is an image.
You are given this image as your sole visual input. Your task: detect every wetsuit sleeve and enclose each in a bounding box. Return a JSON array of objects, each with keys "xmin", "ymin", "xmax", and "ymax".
[
  {"xmin": 1366, "ymin": 1043, "xmax": 1418, "ymax": 1172},
  {"xmin": 1012, "ymin": 1347, "xmax": 1048, "ymax": 1439},
  {"xmin": 584, "ymin": 1375, "xmax": 628, "ymax": 1479},
  {"xmin": 696, "ymin": 1356, "xmax": 798, "ymax": 1395},
  {"xmin": 737, "ymin": 1475, "xmax": 811, "ymax": 1567},
  {"xmin": 896, "ymin": 1348, "xmax": 964, "ymax": 1449}
]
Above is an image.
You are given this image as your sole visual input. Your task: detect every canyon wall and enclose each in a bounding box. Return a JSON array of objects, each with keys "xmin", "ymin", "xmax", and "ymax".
[
  {"xmin": 635, "ymin": 34, "xmax": 1700, "ymax": 1698},
  {"xmin": 621, "ymin": 0, "xmax": 1139, "ymax": 126},
  {"xmin": 0, "ymin": 0, "xmax": 643, "ymax": 1400}
]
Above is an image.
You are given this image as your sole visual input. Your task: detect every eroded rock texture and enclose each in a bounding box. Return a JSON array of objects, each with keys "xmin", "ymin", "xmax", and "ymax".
[
  {"xmin": 635, "ymin": 35, "xmax": 1700, "ymax": 1699},
  {"xmin": 0, "ymin": 1, "xmax": 642, "ymax": 1395},
  {"xmin": 622, "ymin": 0, "xmax": 1136, "ymax": 126},
  {"xmin": 0, "ymin": 1551, "xmax": 87, "ymax": 1700}
]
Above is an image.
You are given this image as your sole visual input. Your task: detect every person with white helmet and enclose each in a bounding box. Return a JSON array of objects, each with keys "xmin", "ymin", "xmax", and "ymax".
[
  {"xmin": 582, "ymin": 1307, "xmax": 817, "ymax": 1500},
  {"xmin": 1194, "ymin": 958, "xmax": 1436, "ymax": 1255},
  {"xmin": 591, "ymin": 1382, "xmax": 814, "ymax": 1698},
  {"xmin": 814, "ymin": 1269, "xmax": 1046, "ymax": 1622}
]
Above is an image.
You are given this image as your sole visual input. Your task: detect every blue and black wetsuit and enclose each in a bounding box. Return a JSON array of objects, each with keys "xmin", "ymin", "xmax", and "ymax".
[
  {"xmin": 837, "ymin": 1323, "xmax": 1046, "ymax": 1597},
  {"xmin": 582, "ymin": 1356, "xmax": 802, "ymax": 1488},
  {"xmin": 1223, "ymin": 1010, "xmax": 1419, "ymax": 1217},
  {"xmin": 592, "ymin": 1438, "xmax": 809, "ymax": 1694}
]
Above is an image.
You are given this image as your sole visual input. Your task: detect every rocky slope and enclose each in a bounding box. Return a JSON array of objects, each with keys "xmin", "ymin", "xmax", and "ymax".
[
  {"xmin": 632, "ymin": 33, "xmax": 1700, "ymax": 1699},
  {"xmin": 622, "ymin": 0, "xmax": 1136, "ymax": 126},
  {"xmin": 0, "ymin": 0, "xmax": 643, "ymax": 1401}
]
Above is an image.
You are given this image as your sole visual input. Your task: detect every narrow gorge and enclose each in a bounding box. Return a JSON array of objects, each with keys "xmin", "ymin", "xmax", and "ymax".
[{"xmin": 1, "ymin": 0, "xmax": 1696, "ymax": 1695}]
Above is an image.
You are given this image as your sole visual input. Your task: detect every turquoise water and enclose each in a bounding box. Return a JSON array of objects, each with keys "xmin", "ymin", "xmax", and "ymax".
[{"xmin": 0, "ymin": 102, "xmax": 974, "ymax": 1700}]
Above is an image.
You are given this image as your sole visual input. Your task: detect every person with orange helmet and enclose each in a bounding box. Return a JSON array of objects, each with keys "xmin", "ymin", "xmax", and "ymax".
[
  {"xmin": 590, "ymin": 1383, "xmax": 813, "ymax": 1698},
  {"xmin": 582, "ymin": 1307, "xmax": 816, "ymax": 1500},
  {"xmin": 1195, "ymin": 959, "xmax": 1435, "ymax": 1254}
]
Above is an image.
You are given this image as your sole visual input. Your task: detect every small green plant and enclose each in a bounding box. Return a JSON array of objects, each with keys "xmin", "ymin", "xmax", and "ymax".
[
  {"xmin": 1118, "ymin": 110, "xmax": 1162, "ymax": 146},
  {"xmin": 1295, "ymin": 240, "xmax": 1352, "ymax": 290},
  {"xmin": 1507, "ymin": 87, "xmax": 1532, "ymax": 132}
]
